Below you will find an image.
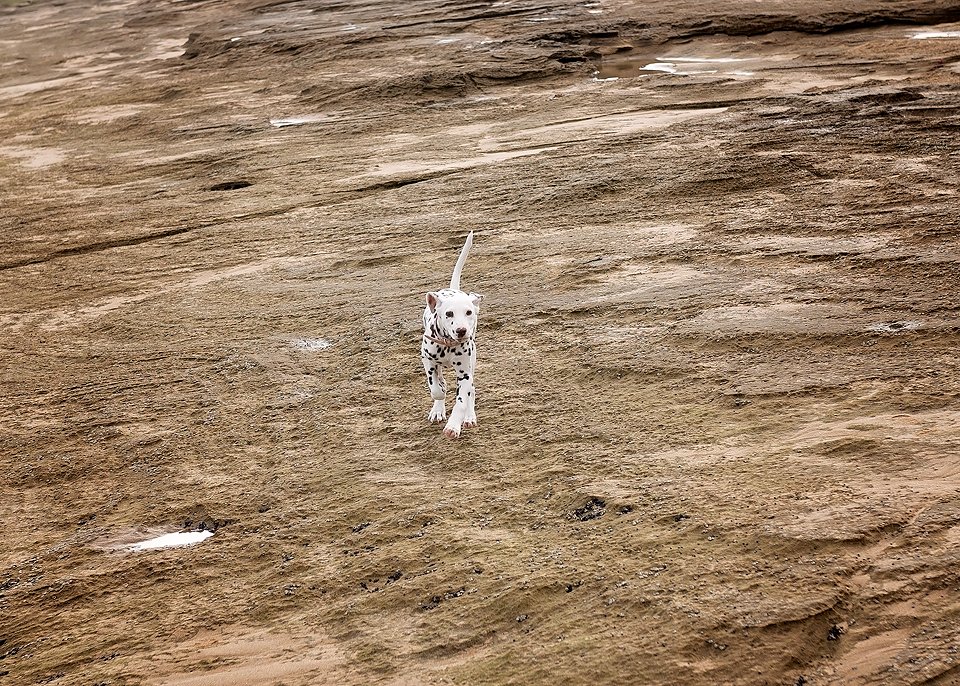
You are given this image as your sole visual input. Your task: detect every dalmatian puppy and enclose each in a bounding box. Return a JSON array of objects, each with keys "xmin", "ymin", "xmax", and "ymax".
[{"xmin": 421, "ymin": 231, "xmax": 483, "ymax": 438}]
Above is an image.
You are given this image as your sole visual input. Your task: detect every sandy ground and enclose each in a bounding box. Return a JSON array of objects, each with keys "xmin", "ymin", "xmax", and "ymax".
[{"xmin": 2, "ymin": 0, "xmax": 960, "ymax": 684}]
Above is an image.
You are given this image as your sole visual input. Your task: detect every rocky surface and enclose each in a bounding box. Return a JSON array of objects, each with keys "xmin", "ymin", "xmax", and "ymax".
[{"xmin": 2, "ymin": 1, "xmax": 960, "ymax": 684}]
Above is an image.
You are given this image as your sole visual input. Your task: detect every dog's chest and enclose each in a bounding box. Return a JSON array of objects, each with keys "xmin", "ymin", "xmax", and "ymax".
[
  {"xmin": 421, "ymin": 332, "xmax": 470, "ymax": 366},
  {"xmin": 424, "ymin": 344, "xmax": 460, "ymax": 368}
]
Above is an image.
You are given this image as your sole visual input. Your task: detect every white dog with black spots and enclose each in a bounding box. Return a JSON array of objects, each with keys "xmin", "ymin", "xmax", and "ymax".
[{"xmin": 421, "ymin": 232, "xmax": 483, "ymax": 438}]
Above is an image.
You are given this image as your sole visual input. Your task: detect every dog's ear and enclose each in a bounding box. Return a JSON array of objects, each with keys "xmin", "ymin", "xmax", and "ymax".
[
  {"xmin": 426, "ymin": 292, "xmax": 440, "ymax": 312},
  {"xmin": 469, "ymin": 293, "xmax": 484, "ymax": 307}
]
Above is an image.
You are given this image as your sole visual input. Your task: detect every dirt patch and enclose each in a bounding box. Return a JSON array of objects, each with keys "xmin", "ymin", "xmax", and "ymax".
[{"xmin": 3, "ymin": 0, "xmax": 960, "ymax": 685}]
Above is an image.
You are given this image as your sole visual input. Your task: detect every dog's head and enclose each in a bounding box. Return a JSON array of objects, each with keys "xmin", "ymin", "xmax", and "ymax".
[{"xmin": 426, "ymin": 290, "xmax": 483, "ymax": 342}]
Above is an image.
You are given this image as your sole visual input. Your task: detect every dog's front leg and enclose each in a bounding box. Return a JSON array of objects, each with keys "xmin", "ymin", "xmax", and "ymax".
[
  {"xmin": 463, "ymin": 348, "xmax": 477, "ymax": 428},
  {"xmin": 443, "ymin": 366, "xmax": 474, "ymax": 439},
  {"xmin": 422, "ymin": 358, "xmax": 447, "ymax": 423}
]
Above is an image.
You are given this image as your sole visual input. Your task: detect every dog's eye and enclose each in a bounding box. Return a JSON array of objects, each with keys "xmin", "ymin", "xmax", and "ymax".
[
  {"xmin": 445, "ymin": 311, "xmax": 453, "ymax": 317},
  {"xmin": 466, "ymin": 310, "xmax": 472, "ymax": 316}
]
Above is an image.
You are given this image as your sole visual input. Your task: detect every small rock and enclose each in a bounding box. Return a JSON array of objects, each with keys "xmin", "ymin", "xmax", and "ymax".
[
  {"xmin": 827, "ymin": 624, "xmax": 845, "ymax": 641},
  {"xmin": 571, "ymin": 497, "xmax": 606, "ymax": 521}
]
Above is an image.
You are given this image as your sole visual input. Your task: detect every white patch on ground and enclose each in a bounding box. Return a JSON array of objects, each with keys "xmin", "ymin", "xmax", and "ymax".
[
  {"xmin": 639, "ymin": 59, "xmax": 748, "ymax": 75},
  {"xmin": 911, "ymin": 31, "xmax": 960, "ymax": 39},
  {"xmin": 641, "ymin": 62, "xmax": 679, "ymax": 73},
  {"xmin": 269, "ymin": 114, "xmax": 336, "ymax": 127},
  {"xmin": 292, "ymin": 338, "xmax": 333, "ymax": 351},
  {"xmin": 129, "ymin": 530, "xmax": 213, "ymax": 551},
  {"xmin": 597, "ymin": 51, "xmax": 797, "ymax": 80},
  {"xmin": 869, "ymin": 320, "xmax": 922, "ymax": 333},
  {"xmin": 271, "ymin": 118, "xmax": 314, "ymax": 127}
]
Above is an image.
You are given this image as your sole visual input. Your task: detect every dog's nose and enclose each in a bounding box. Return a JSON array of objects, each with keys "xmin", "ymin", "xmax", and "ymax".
[{"xmin": 456, "ymin": 327, "xmax": 467, "ymax": 338}]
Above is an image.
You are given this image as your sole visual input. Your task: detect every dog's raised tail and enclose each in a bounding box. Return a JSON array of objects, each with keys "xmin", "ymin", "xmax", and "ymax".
[{"xmin": 449, "ymin": 231, "xmax": 473, "ymax": 291}]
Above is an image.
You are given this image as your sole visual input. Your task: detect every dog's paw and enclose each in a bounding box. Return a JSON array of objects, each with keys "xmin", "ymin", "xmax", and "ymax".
[
  {"xmin": 428, "ymin": 401, "xmax": 446, "ymax": 423},
  {"xmin": 442, "ymin": 419, "xmax": 462, "ymax": 438},
  {"xmin": 463, "ymin": 416, "xmax": 478, "ymax": 429}
]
